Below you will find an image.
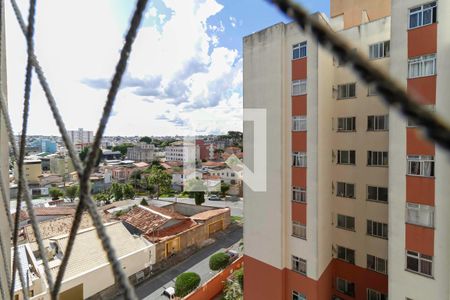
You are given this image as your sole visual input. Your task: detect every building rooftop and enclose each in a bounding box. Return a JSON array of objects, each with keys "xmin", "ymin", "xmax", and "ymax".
[{"xmin": 191, "ymin": 207, "xmax": 230, "ymax": 221}]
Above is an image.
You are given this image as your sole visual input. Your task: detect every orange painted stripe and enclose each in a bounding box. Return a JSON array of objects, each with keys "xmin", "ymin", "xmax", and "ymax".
[
  {"xmin": 408, "ymin": 23, "xmax": 437, "ymax": 58},
  {"xmin": 292, "ymin": 58, "xmax": 307, "ymax": 80},
  {"xmin": 406, "ymin": 224, "xmax": 434, "ymax": 256},
  {"xmin": 292, "ymin": 132, "xmax": 307, "ymax": 152},
  {"xmin": 406, "ymin": 176, "xmax": 434, "ymax": 206},
  {"xmin": 407, "ymin": 76, "xmax": 436, "ymax": 104},
  {"xmin": 292, "ymin": 167, "xmax": 306, "ymax": 187},
  {"xmin": 292, "ymin": 95, "xmax": 307, "ymax": 115},
  {"xmin": 406, "ymin": 128, "xmax": 435, "ymax": 155},
  {"xmin": 292, "ymin": 201, "xmax": 307, "ymax": 224}
]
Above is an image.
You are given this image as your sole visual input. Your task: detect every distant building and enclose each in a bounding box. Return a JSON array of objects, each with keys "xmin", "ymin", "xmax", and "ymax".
[
  {"xmin": 101, "ymin": 149, "xmax": 122, "ymax": 161},
  {"xmin": 126, "ymin": 143, "xmax": 155, "ymax": 162},
  {"xmin": 30, "ymin": 138, "xmax": 57, "ymax": 154},
  {"xmin": 50, "ymin": 155, "xmax": 75, "ymax": 176},
  {"xmin": 165, "ymin": 141, "xmax": 200, "ymax": 162},
  {"xmin": 14, "ymin": 159, "xmax": 42, "ymax": 185},
  {"xmin": 68, "ymin": 128, "xmax": 94, "ymax": 151}
]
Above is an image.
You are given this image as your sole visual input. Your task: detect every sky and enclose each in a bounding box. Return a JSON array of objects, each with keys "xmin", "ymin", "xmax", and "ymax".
[{"xmin": 5, "ymin": 0, "xmax": 329, "ymax": 137}]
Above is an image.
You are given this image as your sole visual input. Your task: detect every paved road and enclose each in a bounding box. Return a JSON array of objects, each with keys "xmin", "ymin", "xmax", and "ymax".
[
  {"xmin": 156, "ymin": 196, "xmax": 244, "ymax": 217},
  {"xmin": 131, "ymin": 226, "xmax": 243, "ymax": 300}
]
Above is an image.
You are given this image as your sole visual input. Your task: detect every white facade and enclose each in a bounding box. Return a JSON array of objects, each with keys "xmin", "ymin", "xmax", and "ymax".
[{"xmin": 67, "ymin": 128, "xmax": 94, "ymax": 149}]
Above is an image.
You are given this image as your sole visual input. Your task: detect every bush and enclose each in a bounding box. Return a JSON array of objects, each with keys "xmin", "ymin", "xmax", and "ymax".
[
  {"xmin": 234, "ymin": 267, "xmax": 244, "ymax": 289},
  {"xmin": 175, "ymin": 272, "xmax": 200, "ymax": 297},
  {"xmin": 140, "ymin": 198, "xmax": 149, "ymax": 206},
  {"xmin": 209, "ymin": 252, "xmax": 230, "ymax": 271}
]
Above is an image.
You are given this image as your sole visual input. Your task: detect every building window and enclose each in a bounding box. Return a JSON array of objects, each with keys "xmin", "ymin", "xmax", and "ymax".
[
  {"xmin": 407, "ymin": 155, "xmax": 434, "ymax": 177},
  {"xmin": 367, "ymin": 151, "xmax": 388, "ymax": 166},
  {"xmin": 337, "ymin": 150, "xmax": 356, "ymax": 165},
  {"xmin": 292, "ymin": 80, "xmax": 307, "ymax": 96},
  {"xmin": 367, "ymin": 85, "xmax": 378, "ymax": 96},
  {"xmin": 367, "ymin": 186, "xmax": 388, "ymax": 203},
  {"xmin": 337, "ymin": 83, "xmax": 356, "ymax": 99},
  {"xmin": 367, "ymin": 254, "xmax": 388, "ymax": 274},
  {"xmin": 337, "ymin": 246, "xmax": 355, "ymax": 264},
  {"xmin": 369, "ymin": 41, "xmax": 390, "ymax": 59},
  {"xmin": 367, "ymin": 288, "xmax": 388, "ymax": 300},
  {"xmin": 406, "ymin": 203, "xmax": 434, "ymax": 227},
  {"xmin": 293, "ymin": 187, "xmax": 306, "ymax": 203},
  {"xmin": 367, "ymin": 220, "xmax": 388, "ymax": 239},
  {"xmin": 293, "ymin": 41, "xmax": 307, "ymax": 60},
  {"xmin": 292, "ymin": 290, "xmax": 307, "ymax": 300},
  {"xmin": 336, "ymin": 277, "xmax": 355, "ymax": 297},
  {"xmin": 337, "ymin": 214, "xmax": 355, "ymax": 231},
  {"xmin": 292, "ymin": 221, "xmax": 306, "ymax": 239},
  {"xmin": 336, "ymin": 182, "xmax": 355, "ymax": 198},
  {"xmin": 409, "ymin": 1, "xmax": 437, "ymax": 29},
  {"xmin": 408, "ymin": 54, "xmax": 436, "ymax": 78},
  {"xmin": 293, "ymin": 152, "xmax": 307, "ymax": 167},
  {"xmin": 293, "ymin": 116, "xmax": 307, "ymax": 131},
  {"xmin": 337, "ymin": 117, "xmax": 356, "ymax": 132},
  {"xmin": 292, "ymin": 255, "xmax": 307, "ymax": 275},
  {"xmin": 368, "ymin": 115, "xmax": 389, "ymax": 131},
  {"xmin": 406, "ymin": 250, "xmax": 433, "ymax": 276}
]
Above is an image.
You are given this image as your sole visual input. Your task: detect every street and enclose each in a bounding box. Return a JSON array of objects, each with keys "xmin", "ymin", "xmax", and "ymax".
[{"xmin": 118, "ymin": 225, "xmax": 243, "ymax": 300}]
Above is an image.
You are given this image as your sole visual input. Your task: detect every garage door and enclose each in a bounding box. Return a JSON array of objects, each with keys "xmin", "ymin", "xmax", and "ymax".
[{"xmin": 208, "ymin": 220, "xmax": 223, "ymax": 236}]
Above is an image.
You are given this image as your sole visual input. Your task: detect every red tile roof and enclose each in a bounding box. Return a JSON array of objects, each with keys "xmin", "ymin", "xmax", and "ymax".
[
  {"xmin": 191, "ymin": 208, "xmax": 230, "ymax": 221},
  {"xmin": 33, "ymin": 207, "xmax": 76, "ymax": 216},
  {"xmin": 146, "ymin": 219, "xmax": 198, "ymax": 241}
]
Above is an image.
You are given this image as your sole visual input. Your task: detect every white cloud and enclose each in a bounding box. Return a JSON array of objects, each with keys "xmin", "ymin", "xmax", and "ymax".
[
  {"xmin": 229, "ymin": 16, "xmax": 237, "ymax": 28},
  {"xmin": 5, "ymin": 0, "xmax": 242, "ymax": 136}
]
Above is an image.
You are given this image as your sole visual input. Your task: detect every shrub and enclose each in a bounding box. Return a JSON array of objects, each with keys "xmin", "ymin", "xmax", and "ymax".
[
  {"xmin": 234, "ymin": 267, "xmax": 244, "ymax": 289},
  {"xmin": 140, "ymin": 198, "xmax": 149, "ymax": 206},
  {"xmin": 209, "ymin": 252, "xmax": 230, "ymax": 271},
  {"xmin": 174, "ymin": 272, "xmax": 200, "ymax": 297}
]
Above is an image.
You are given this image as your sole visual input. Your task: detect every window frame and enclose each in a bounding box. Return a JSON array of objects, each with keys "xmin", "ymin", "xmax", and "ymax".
[
  {"xmin": 367, "ymin": 151, "xmax": 389, "ymax": 167},
  {"xmin": 408, "ymin": 1, "xmax": 437, "ymax": 30},
  {"xmin": 336, "ymin": 277, "xmax": 355, "ymax": 297},
  {"xmin": 367, "ymin": 254, "xmax": 388, "ymax": 274},
  {"xmin": 292, "ymin": 79, "xmax": 307, "ymax": 96},
  {"xmin": 337, "ymin": 117, "xmax": 356, "ymax": 132},
  {"xmin": 407, "ymin": 155, "xmax": 434, "ymax": 177},
  {"xmin": 337, "ymin": 150, "xmax": 356, "ymax": 165},
  {"xmin": 369, "ymin": 41, "xmax": 390, "ymax": 60},
  {"xmin": 292, "ymin": 290, "xmax": 307, "ymax": 300},
  {"xmin": 367, "ymin": 288, "xmax": 388, "ymax": 300},
  {"xmin": 337, "ymin": 214, "xmax": 355, "ymax": 231},
  {"xmin": 292, "ymin": 41, "xmax": 307, "ymax": 60},
  {"xmin": 293, "ymin": 115, "xmax": 307, "ymax": 131},
  {"xmin": 367, "ymin": 220, "xmax": 388, "ymax": 239},
  {"xmin": 292, "ymin": 186, "xmax": 306, "ymax": 203},
  {"xmin": 292, "ymin": 221, "xmax": 307, "ymax": 240},
  {"xmin": 292, "ymin": 152, "xmax": 307, "ymax": 167},
  {"xmin": 406, "ymin": 202, "xmax": 435, "ymax": 228},
  {"xmin": 408, "ymin": 54, "xmax": 436, "ymax": 79},
  {"xmin": 406, "ymin": 250, "xmax": 433, "ymax": 277},
  {"xmin": 337, "ymin": 83, "xmax": 357, "ymax": 99},
  {"xmin": 336, "ymin": 182, "xmax": 355, "ymax": 198},
  {"xmin": 291, "ymin": 255, "xmax": 307, "ymax": 275},
  {"xmin": 367, "ymin": 115, "xmax": 389, "ymax": 131},
  {"xmin": 337, "ymin": 245, "xmax": 355, "ymax": 264},
  {"xmin": 367, "ymin": 185, "xmax": 388, "ymax": 203}
]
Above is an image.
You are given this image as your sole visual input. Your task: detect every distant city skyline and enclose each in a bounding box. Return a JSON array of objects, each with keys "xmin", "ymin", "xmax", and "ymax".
[{"xmin": 6, "ymin": 0, "xmax": 328, "ymax": 136}]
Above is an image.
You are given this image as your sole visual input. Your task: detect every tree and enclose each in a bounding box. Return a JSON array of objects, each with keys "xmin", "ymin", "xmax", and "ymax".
[
  {"xmin": 139, "ymin": 136, "xmax": 152, "ymax": 144},
  {"xmin": 65, "ymin": 185, "xmax": 79, "ymax": 202},
  {"xmin": 140, "ymin": 198, "xmax": 149, "ymax": 206},
  {"xmin": 94, "ymin": 192, "xmax": 113, "ymax": 205},
  {"xmin": 79, "ymin": 147, "xmax": 102, "ymax": 166},
  {"xmin": 146, "ymin": 167, "xmax": 171, "ymax": 199},
  {"xmin": 111, "ymin": 183, "xmax": 124, "ymax": 201},
  {"xmin": 112, "ymin": 143, "xmax": 134, "ymax": 157},
  {"xmin": 221, "ymin": 183, "xmax": 230, "ymax": 197},
  {"xmin": 174, "ymin": 272, "xmax": 200, "ymax": 297},
  {"xmin": 193, "ymin": 192, "xmax": 205, "ymax": 206},
  {"xmin": 123, "ymin": 184, "xmax": 135, "ymax": 199},
  {"xmin": 129, "ymin": 169, "xmax": 143, "ymax": 189},
  {"xmin": 49, "ymin": 187, "xmax": 63, "ymax": 200},
  {"xmin": 209, "ymin": 252, "xmax": 230, "ymax": 271},
  {"xmin": 142, "ymin": 178, "xmax": 156, "ymax": 199}
]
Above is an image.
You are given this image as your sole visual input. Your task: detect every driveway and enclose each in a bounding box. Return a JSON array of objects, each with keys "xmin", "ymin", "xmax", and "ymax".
[{"xmin": 129, "ymin": 226, "xmax": 243, "ymax": 300}]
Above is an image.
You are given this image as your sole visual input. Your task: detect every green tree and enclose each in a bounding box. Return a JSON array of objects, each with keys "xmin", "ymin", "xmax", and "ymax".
[
  {"xmin": 129, "ymin": 169, "xmax": 143, "ymax": 189},
  {"xmin": 111, "ymin": 183, "xmax": 124, "ymax": 201},
  {"xmin": 94, "ymin": 192, "xmax": 113, "ymax": 204},
  {"xmin": 209, "ymin": 252, "xmax": 230, "ymax": 271},
  {"xmin": 140, "ymin": 198, "xmax": 149, "ymax": 206},
  {"xmin": 220, "ymin": 183, "xmax": 230, "ymax": 197},
  {"xmin": 174, "ymin": 272, "xmax": 200, "ymax": 297},
  {"xmin": 193, "ymin": 192, "xmax": 205, "ymax": 205},
  {"xmin": 146, "ymin": 167, "xmax": 171, "ymax": 199},
  {"xmin": 49, "ymin": 187, "xmax": 64, "ymax": 200},
  {"xmin": 112, "ymin": 143, "xmax": 134, "ymax": 157},
  {"xmin": 79, "ymin": 147, "xmax": 102, "ymax": 166},
  {"xmin": 142, "ymin": 177, "xmax": 156, "ymax": 199},
  {"xmin": 139, "ymin": 136, "xmax": 152, "ymax": 144},
  {"xmin": 123, "ymin": 184, "xmax": 135, "ymax": 199},
  {"xmin": 65, "ymin": 185, "xmax": 79, "ymax": 202}
]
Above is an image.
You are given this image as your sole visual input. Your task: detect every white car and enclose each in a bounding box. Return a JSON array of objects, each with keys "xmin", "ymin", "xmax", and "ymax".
[{"xmin": 162, "ymin": 287, "xmax": 175, "ymax": 299}]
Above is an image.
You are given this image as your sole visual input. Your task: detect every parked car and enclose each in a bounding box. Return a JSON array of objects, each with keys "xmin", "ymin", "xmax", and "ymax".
[
  {"xmin": 208, "ymin": 194, "xmax": 221, "ymax": 201},
  {"xmin": 226, "ymin": 249, "xmax": 239, "ymax": 262},
  {"xmin": 162, "ymin": 287, "xmax": 176, "ymax": 299}
]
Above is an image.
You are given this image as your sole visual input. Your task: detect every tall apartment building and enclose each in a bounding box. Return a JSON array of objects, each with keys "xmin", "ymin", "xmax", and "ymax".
[
  {"xmin": 243, "ymin": 0, "xmax": 450, "ymax": 299},
  {"xmin": 165, "ymin": 141, "xmax": 200, "ymax": 162},
  {"xmin": 68, "ymin": 128, "xmax": 94, "ymax": 151},
  {"xmin": 126, "ymin": 143, "xmax": 155, "ymax": 162}
]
